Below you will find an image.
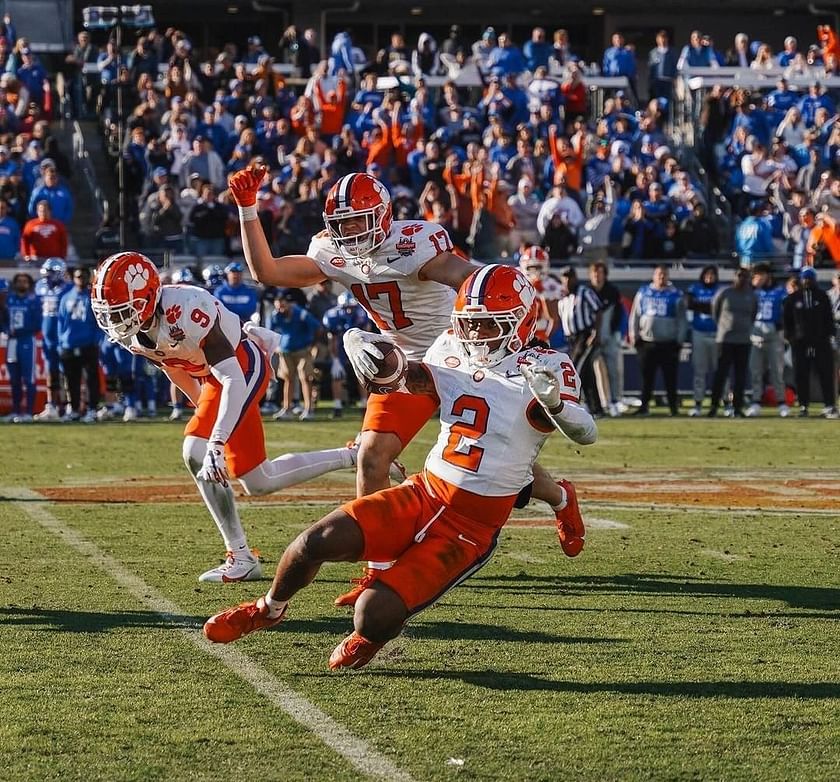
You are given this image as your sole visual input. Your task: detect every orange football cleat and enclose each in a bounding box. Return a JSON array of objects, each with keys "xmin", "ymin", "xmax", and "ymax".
[
  {"xmin": 203, "ymin": 597, "xmax": 286, "ymax": 644},
  {"xmin": 334, "ymin": 567, "xmax": 377, "ymax": 607},
  {"xmin": 329, "ymin": 631, "xmax": 386, "ymax": 670},
  {"xmin": 555, "ymin": 479, "xmax": 585, "ymax": 557}
]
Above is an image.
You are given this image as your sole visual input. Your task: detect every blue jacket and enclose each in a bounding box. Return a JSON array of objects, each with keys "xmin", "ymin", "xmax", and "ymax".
[
  {"xmin": 36, "ymin": 279, "xmax": 73, "ymax": 344},
  {"xmin": 16, "ymin": 63, "xmax": 47, "ymax": 103},
  {"xmin": 736, "ymin": 217, "xmax": 775, "ymax": 264},
  {"xmin": 270, "ymin": 304, "xmax": 320, "ymax": 353},
  {"xmin": 602, "ymin": 46, "xmax": 636, "ymax": 77},
  {"xmin": 755, "ymin": 286, "xmax": 786, "ymax": 326},
  {"xmin": 29, "ymin": 182, "xmax": 74, "ymax": 223},
  {"xmin": 57, "ymin": 287, "xmax": 100, "ymax": 350},
  {"xmin": 5, "ymin": 291, "xmax": 41, "ymax": 337},
  {"xmin": 523, "ymin": 40, "xmax": 552, "ymax": 71},
  {"xmin": 0, "ymin": 215, "xmax": 20, "ymax": 258},
  {"xmin": 798, "ymin": 94, "xmax": 836, "ymax": 127},
  {"xmin": 487, "ymin": 46, "xmax": 526, "ymax": 76},
  {"xmin": 687, "ymin": 282, "xmax": 721, "ymax": 333},
  {"xmin": 215, "ymin": 282, "xmax": 259, "ymax": 323}
]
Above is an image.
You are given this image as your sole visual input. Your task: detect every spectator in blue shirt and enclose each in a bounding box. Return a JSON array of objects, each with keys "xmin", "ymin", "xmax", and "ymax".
[
  {"xmin": 57, "ymin": 267, "xmax": 101, "ymax": 421},
  {"xmin": 15, "ymin": 48, "xmax": 47, "ymax": 106},
  {"xmin": 215, "ymin": 262, "xmax": 259, "ymax": 323},
  {"xmin": 767, "ymin": 78, "xmax": 799, "ymax": 126},
  {"xmin": 0, "ymin": 197, "xmax": 19, "ymax": 258},
  {"xmin": 677, "ymin": 30, "xmax": 717, "ymax": 70},
  {"xmin": 28, "ymin": 163, "xmax": 74, "ymax": 224},
  {"xmin": 602, "ymin": 32, "xmax": 637, "ymax": 100},
  {"xmin": 736, "ymin": 201, "xmax": 776, "ymax": 266},
  {"xmin": 487, "ymin": 33, "xmax": 526, "ymax": 78},
  {"xmin": 777, "ymin": 36, "xmax": 799, "ymax": 66},
  {"xmin": 798, "ymin": 83, "xmax": 836, "ymax": 127},
  {"xmin": 35, "ymin": 257, "xmax": 71, "ymax": 419},
  {"xmin": 647, "ymin": 30, "xmax": 678, "ymax": 102},
  {"xmin": 96, "ymin": 40, "xmax": 119, "ymax": 85},
  {"xmin": 322, "ymin": 291, "xmax": 370, "ymax": 418},
  {"xmin": 747, "ymin": 263, "xmax": 789, "ymax": 417},
  {"xmin": 523, "ymin": 27, "xmax": 552, "ymax": 72},
  {"xmin": 2, "ymin": 272, "xmax": 40, "ymax": 421},
  {"xmin": 270, "ymin": 291, "xmax": 321, "ymax": 421},
  {"xmin": 0, "ymin": 144, "xmax": 18, "ymax": 177}
]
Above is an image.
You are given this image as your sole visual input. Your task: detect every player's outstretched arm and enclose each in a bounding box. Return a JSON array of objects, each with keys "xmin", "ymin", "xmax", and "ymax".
[
  {"xmin": 418, "ymin": 251, "xmax": 481, "ymax": 290},
  {"xmin": 228, "ymin": 166, "xmax": 326, "ymax": 288}
]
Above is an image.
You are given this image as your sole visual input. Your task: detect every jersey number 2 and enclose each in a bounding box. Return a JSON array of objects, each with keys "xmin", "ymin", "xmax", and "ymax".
[
  {"xmin": 350, "ymin": 282, "xmax": 413, "ymax": 330},
  {"xmin": 442, "ymin": 394, "xmax": 489, "ymax": 473}
]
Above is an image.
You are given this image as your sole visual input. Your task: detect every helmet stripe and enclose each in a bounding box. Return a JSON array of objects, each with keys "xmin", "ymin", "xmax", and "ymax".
[
  {"xmin": 467, "ymin": 264, "xmax": 495, "ymax": 306},
  {"xmin": 337, "ymin": 174, "xmax": 356, "ymax": 208},
  {"xmin": 94, "ymin": 254, "xmax": 123, "ymax": 300}
]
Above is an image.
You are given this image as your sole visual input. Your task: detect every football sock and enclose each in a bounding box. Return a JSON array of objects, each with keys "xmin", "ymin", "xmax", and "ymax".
[
  {"xmin": 192, "ymin": 473, "xmax": 249, "ymax": 552},
  {"xmin": 261, "ymin": 593, "xmax": 287, "ymax": 618},
  {"xmin": 251, "ymin": 447, "xmax": 356, "ymax": 490},
  {"xmin": 551, "ymin": 483, "xmax": 569, "ymax": 511},
  {"xmin": 367, "ymin": 561, "xmax": 394, "ymax": 571}
]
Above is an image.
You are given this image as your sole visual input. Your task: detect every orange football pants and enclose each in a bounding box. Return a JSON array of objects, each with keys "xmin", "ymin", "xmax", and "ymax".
[
  {"xmin": 184, "ymin": 339, "xmax": 269, "ymax": 477},
  {"xmin": 342, "ymin": 472, "xmax": 517, "ymax": 614}
]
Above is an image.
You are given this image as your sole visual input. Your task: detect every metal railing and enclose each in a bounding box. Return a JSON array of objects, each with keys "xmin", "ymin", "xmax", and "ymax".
[{"xmin": 72, "ymin": 120, "xmax": 106, "ymax": 226}]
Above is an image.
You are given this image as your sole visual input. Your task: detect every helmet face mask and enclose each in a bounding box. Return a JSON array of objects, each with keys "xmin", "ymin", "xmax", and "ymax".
[
  {"xmin": 41, "ymin": 257, "xmax": 67, "ymax": 286},
  {"xmin": 452, "ymin": 265, "xmax": 537, "ymax": 368}
]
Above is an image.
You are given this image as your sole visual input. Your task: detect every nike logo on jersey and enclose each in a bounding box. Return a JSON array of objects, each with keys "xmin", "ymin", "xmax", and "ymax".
[
  {"xmin": 384, "ymin": 256, "xmax": 401, "ymax": 264},
  {"xmin": 458, "ymin": 534, "xmax": 478, "ymax": 547}
]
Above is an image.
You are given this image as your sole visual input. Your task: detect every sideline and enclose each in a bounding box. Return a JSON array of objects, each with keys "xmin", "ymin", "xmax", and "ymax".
[{"xmin": 7, "ymin": 487, "xmax": 416, "ymax": 782}]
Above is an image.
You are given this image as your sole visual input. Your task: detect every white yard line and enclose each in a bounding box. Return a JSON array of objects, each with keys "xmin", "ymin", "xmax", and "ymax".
[{"xmin": 7, "ymin": 487, "xmax": 415, "ymax": 782}]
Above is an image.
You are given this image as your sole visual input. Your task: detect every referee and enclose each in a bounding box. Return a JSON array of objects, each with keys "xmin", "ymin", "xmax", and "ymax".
[{"xmin": 557, "ymin": 265, "xmax": 604, "ymax": 414}]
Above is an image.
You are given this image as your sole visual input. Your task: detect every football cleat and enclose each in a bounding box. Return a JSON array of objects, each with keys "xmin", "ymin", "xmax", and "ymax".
[
  {"xmin": 334, "ymin": 567, "xmax": 377, "ymax": 607},
  {"xmin": 199, "ymin": 551, "xmax": 263, "ymax": 583},
  {"xmin": 778, "ymin": 404, "xmax": 790, "ymax": 418},
  {"xmin": 554, "ymin": 479, "xmax": 585, "ymax": 557},
  {"xmin": 122, "ymin": 405, "xmax": 138, "ymax": 422},
  {"xmin": 328, "ymin": 631, "xmax": 386, "ymax": 670},
  {"xmin": 203, "ymin": 597, "xmax": 286, "ymax": 644},
  {"xmin": 35, "ymin": 403, "xmax": 61, "ymax": 421},
  {"xmin": 745, "ymin": 403, "xmax": 761, "ymax": 418}
]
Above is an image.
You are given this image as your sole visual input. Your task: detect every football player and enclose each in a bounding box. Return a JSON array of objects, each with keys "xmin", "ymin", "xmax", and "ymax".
[
  {"xmin": 34, "ymin": 258, "xmax": 72, "ymax": 421},
  {"xmin": 203, "ymin": 265, "xmax": 597, "ymax": 669},
  {"xmin": 518, "ymin": 245, "xmax": 561, "ymax": 344},
  {"xmin": 91, "ymin": 251, "xmax": 380, "ymax": 583},
  {"xmin": 229, "ymin": 167, "xmax": 588, "ymax": 604},
  {"xmin": 3, "ymin": 273, "xmax": 41, "ymax": 422}
]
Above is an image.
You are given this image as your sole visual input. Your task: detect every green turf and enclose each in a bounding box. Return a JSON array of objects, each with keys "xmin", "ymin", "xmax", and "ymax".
[{"xmin": 1, "ymin": 418, "xmax": 839, "ymax": 781}]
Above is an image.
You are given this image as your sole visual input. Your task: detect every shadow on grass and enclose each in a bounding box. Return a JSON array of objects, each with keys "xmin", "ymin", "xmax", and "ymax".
[
  {"xmin": 463, "ymin": 573, "xmax": 840, "ymax": 611},
  {"xmin": 0, "ymin": 606, "xmax": 202, "ymax": 632},
  {"xmin": 372, "ymin": 669, "xmax": 840, "ymax": 699}
]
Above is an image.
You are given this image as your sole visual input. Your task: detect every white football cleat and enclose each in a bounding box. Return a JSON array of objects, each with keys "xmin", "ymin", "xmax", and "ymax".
[
  {"xmin": 169, "ymin": 406, "xmax": 183, "ymax": 421},
  {"xmin": 199, "ymin": 551, "xmax": 263, "ymax": 583},
  {"xmin": 745, "ymin": 403, "xmax": 761, "ymax": 418},
  {"xmin": 607, "ymin": 402, "xmax": 620, "ymax": 418},
  {"xmin": 778, "ymin": 403, "xmax": 790, "ymax": 418},
  {"xmin": 688, "ymin": 405, "xmax": 702, "ymax": 417},
  {"xmin": 122, "ymin": 405, "xmax": 138, "ymax": 422},
  {"xmin": 35, "ymin": 403, "xmax": 60, "ymax": 421}
]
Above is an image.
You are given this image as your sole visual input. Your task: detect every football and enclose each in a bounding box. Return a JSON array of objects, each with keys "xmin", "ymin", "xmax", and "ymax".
[{"xmin": 365, "ymin": 340, "xmax": 408, "ymax": 394}]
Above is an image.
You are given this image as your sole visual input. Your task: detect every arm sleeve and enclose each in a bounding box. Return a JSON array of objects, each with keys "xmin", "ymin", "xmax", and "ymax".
[
  {"xmin": 208, "ymin": 355, "xmax": 249, "ymax": 444},
  {"xmin": 547, "ymin": 398, "xmax": 598, "ymax": 444}
]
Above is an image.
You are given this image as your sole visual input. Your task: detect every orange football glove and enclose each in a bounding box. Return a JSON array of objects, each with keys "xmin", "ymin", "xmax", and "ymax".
[{"xmin": 228, "ymin": 164, "xmax": 267, "ymax": 208}]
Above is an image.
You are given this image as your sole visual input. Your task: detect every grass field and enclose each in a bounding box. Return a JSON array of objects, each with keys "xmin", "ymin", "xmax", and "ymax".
[{"xmin": 1, "ymin": 414, "xmax": 839, "ymax": 781}]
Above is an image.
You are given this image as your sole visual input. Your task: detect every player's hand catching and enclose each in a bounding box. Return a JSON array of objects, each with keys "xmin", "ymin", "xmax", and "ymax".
[
  {"xmin": 343, "ymin": 328, "xmax": 388, "ymax": 382},
  {"xmin": 228, "ymin": 164, "xmax": 268, "ymax": 207},
  {"xmin": 520, "ymin": 361, "xmax": 562, "ymax": 409},
  {"xmin": 197, "ymin": 442, "xmax": 230, "ymax": 487},
  {"xmin": 331, "ymin": 357, "xmax": 346, "ymax": 381}
]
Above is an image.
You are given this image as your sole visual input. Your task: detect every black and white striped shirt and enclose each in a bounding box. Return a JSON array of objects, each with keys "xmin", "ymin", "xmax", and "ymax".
[{"xmin": 557, "ymin": 284, "xmax": 603, "ymax": 337}]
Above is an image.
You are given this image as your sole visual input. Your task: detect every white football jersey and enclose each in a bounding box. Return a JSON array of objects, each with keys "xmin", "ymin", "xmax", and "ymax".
[
  {"xmin": 422, "ymin": 331, "xmax": 581, "ymax": 497},
  {"xmin": 116, "ymin": 285, "xmax": 243, "ymax": 377},
  {"xmin": 306, "ymin": 220, "xmax": 462, "ymax": 360}
]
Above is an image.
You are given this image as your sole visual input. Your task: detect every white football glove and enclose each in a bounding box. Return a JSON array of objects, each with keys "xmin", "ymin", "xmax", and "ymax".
[
  {"xmin": 330, "ymin": 357, "xmax": 346, "ymax": 381},
  {"xmin": 342, "ymin": 328, "xmax": 389, "ymax": 382},
  {"xmin": 197, "ymin": 442, "xmax": 230, "ymax": 487},
  {"xmin": 520, "ymin": 362, "xmax": 562, "ymax": 409}
]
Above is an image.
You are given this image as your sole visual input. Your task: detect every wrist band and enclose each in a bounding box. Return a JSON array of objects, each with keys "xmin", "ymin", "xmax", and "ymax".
[{"xmin": 237, "ymin": 204, "xmax": 258, "ymax": 222}]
